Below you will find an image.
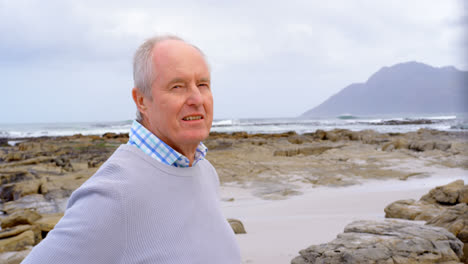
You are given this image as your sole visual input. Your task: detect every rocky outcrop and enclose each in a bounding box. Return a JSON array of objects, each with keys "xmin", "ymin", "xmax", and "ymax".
[
  {"xmin": 385, "ymin": 180, "xmax": 468, "ymax": 263},
  {"xmin": 227, "ymin": 218, "xmax": 246, "ymax": 234},
  {"xmin": 384, "ymin": 199, "xmax": 444, "ymax": 221},
  {"xmin": 0, "ymin": 248, "xmax": 32, "ymax": 264},
  {"xmin": 2, "ymin": 194, "xmax": 67, "ymax": 215},
  {"xmin": 0, "ymin": 138, "xmax": 9, "ymax": 147},
  {"xmin": 420, "ymin": 180, "xmax": 468, "ymax": 205},
  {"xmin": 291, "ymin": 219, "xmax": 464, "ymax": 264},
  {"xmin": 385, "ymin": 180, "xmax": 467, "ymax": 221},
  {"xmin": 0, "ymin": 209, "xmax": 41, "ymax": 229},
  {"xmin": 427, "ymin": 204, "xmax": 468, "ymax": 262},
  {"xmin": 274, "ymin": 146, "xmax": 337, "ymax": 157},
  {"xmin": 0, "ymin": 230, "xmax": 35, "ymax": 253}
]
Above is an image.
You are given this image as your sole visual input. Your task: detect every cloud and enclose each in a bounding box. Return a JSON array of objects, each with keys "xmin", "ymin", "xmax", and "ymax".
[{"xmin": 0, "ymin": 0, "xmax": 465, "ymax": 122}]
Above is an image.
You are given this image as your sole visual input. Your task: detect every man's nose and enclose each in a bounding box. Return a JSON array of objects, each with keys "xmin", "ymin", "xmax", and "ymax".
[{"xmin": 186, "ymin": 84, "xmax": 203, "ymax": 106}]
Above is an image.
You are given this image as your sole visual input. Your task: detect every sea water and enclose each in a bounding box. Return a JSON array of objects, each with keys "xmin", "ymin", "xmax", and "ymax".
[{"xmin": 0, "ymin": 114, "xmax": 466, "ymax": 140}]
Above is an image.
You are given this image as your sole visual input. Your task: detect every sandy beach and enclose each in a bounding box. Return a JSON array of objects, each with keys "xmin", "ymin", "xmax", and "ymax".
[
  {"xmin": 0, "ymin": 128, "xmax": 467, "ymax": 263},
  {"xmin": 221, "ymin": 168, "xmax": 468, "ymax": 264}
]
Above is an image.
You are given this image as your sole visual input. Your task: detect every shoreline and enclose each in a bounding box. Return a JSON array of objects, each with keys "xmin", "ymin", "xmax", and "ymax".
[{"xmin": 221, "ymin": 172, "xmax": 468, "ymax": 264}]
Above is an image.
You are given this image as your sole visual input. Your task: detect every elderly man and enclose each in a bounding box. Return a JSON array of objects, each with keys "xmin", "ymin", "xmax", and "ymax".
[{"xmin": 21, "ymin": 35, "xmax": 241, "ymax": 263}]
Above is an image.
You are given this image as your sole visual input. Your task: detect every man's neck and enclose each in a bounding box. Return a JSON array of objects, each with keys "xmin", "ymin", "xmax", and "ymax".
[{"xmin": 140, "ymin": 119, "xmax": 198, "ymax": 166}]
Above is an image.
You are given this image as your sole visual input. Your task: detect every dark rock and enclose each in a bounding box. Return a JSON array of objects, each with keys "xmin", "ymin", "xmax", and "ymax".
[{"xmin": 0, "ymin": 138, "xmax": 8, "ymax": 147}]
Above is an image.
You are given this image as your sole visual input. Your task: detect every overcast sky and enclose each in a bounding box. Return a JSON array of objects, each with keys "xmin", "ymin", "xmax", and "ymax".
[{"xmin": 0, "ymin": 0, "xmax": 466, "ymax": 123}]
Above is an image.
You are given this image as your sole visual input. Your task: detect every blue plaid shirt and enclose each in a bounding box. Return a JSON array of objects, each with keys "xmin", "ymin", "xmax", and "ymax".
[{"xmin": 127, "ymin": 120, "xmax": 208, "ymax": 167}]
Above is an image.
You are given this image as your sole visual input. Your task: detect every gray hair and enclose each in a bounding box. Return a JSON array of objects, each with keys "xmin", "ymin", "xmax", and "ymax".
[
  {"xmin": 133, "ymin": 35, "xmax": 183, "ymax": 121},
  {"xmin": 132, "ymin": 35, "xmax": 208, "ymax": 122}
]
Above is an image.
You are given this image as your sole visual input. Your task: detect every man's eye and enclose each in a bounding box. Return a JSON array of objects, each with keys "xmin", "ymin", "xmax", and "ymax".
[
  {"xmin": 172, "ymin": 85, "xmax": 182, "ymax": 89},
  {"xmin": 198, "ymin": 84, "xmax": 209, "ymax": 88}
]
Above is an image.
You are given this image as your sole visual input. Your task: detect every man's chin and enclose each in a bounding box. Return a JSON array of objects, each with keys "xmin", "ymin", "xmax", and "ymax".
[{"xmin": 181, "ymin": 131, "xmax": 210, "ymax": 144}]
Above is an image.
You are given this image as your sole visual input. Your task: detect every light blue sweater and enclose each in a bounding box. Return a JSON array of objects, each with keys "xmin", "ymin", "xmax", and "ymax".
[{"xmin": 22, "ymin": 144, "xmax": 241, "ymax": 263}]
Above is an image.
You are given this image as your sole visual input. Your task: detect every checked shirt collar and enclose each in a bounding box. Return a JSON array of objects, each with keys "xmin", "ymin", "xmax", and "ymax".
[{"xmin": 127, "ymin": 120, "xmax": 207, "ymax": 167}]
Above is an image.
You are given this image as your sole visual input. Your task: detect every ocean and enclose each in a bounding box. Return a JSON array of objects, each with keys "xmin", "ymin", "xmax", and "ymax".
[{"xmin": 0, "ymin": 114, "xmax": 467, "ymax": 140}]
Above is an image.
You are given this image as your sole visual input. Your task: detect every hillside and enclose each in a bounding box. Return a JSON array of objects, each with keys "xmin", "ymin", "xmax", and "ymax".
[{"xmin": 301, "ymin": 61, "xmax": 468, "ymax": 117}]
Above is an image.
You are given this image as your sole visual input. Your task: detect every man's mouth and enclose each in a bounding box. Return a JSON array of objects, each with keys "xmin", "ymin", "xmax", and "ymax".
[{"xmin": 182, "ymin": 115, "xmax": 203, "ymax": 121}]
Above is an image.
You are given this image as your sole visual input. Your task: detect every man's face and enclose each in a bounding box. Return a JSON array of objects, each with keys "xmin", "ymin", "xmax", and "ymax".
[{"xmin": 142, "ymin": 40, "xmax": 213, "ymax": 154}]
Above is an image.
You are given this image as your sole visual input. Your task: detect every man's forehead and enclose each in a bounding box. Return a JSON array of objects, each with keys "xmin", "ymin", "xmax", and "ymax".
[{"xmin": 152, "ymin": 39, "xmax": 205, "ymax": 65}]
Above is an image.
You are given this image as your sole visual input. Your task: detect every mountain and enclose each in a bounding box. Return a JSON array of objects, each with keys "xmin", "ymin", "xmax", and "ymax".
[{"xmin": 301, "ymin": 61, "xmax": 468, "ymax": 117}]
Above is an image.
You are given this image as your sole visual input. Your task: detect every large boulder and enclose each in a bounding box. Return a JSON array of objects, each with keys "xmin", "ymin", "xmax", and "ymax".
[
  {"xmin": 0, "ymin": 225, "xmax": 32, "ymax": 239},
  {"xmin": 426, "ymin": 203, "xmax": 468, "ymax": 263},
  {"xmin": 34, "ymin": 213, "xmax": 64, "ymax": 233},
  {"xmin": 291, "ymin": 220, "xmax": 464, "ymax": 264},
  {"xmin": 0, "ymin": 230, "xmax": 35, "ymax": 253},
  {"xmin": 0, "ymin": 248, "xmax": 32, "ymax": 264},
  {"xmin": 384, "ymin": 199, "xmax": 445, "ymax": 221},
  {"xmin": 0, "ymin": 209, "xmax": 41, "ymax": 229},
  {"xmin": 0, "ymin": 180, "xmax": 42, "ymax": 202},
  {"xmin": 385, "ymin": 180, "xmax": 467, "ymax": 221},
  {"xmin": 421, "ymin": 180, "xmax": 468, "ymax": 205},
  {"xmin": 2, "ymin": 194, "xmax": 66, "ymax": 215}
]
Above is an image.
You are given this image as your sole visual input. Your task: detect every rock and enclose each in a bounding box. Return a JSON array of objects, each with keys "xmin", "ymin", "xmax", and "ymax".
[
  {"xmin": 0, "ymin": 209, "xmax": 41, "ymax": 229},
  {"xmin": 373, "ymin": 119, "xmax": 436, "ymax": 125},
  {"xmin": 17, "ymin": 142, "xmax": 58, "ymax": 153},
  {"xmin": 384, "ymin": 199, "xmax": 444, "ymax": 221},
  {"xmin": 0, "ymin": 138, "xmax": 9, "ymax": 147},
  {"xmin": 53, "ymin": 157, "xmax": 73, "ymax": 172},
  {"xmin": 87, "ymin": 156, "xmax": 106, "ymax": 168},
  {"xmin": 34, "ymin": 213, "xmax": 64, "ymax": 232},
  {"xmin": 358, "ymin": 129, "xmax": 389, "ymax": 144},
  {"xmin": 0, "ymin": 225, "xmax": 32, "ymax": 239},
  {"xmin": 421, "ymin": 180, "xmax": 466, "ymax": 205},
  {"xmin": 0, "ymin": 157, "xmax": 56, "ymax": 169},
  {"xmin": 3, "ymin": 153, "xmax": 25, "ymax": 162},
  {"xmin": 291, "ymin": 219, "xmax": 464, "ymax": 264},
  {"xmin": 0, "ymin": 248, "xmax": 32, "ymax": 264},
  {"xmin": 324, "ymin": 131, "xmax": 339, "ymax": 142},
  {"xmin": 426, "ymin": 203, "xmax": 468, "ymax": 263},
  {"xmin": 203, "ymin": 139, "xmax": 234, "ymax": 150},
  {"xmin": 435, "ymin": 142, "xmax": 452, "ymax": 151},
  {"xmin": 231, "ymin": 132, "xmax": 249, "ymax": 139},
  {"xmin": 227, "ymin": 218, "xmax": 246, "ymax": 234},
  {"xmin": 0, "ymin": 180, "xmax": 42, "ymax": 202},
  {"xmin": 382, "ymin": 138, "xmax": 409, "ymax": 151},
  {"xmin": 0, "ymin": 230, "xmax": 35, "ymax": 253},
  {"xmin": 0, "ymin": 170, "xmax": 34, "ymax": 185},
  {"xmin": 287, "ymin": 135, "xmax": 311, "ymax": 144},
  {"xmin": 102, "ymin": 132, "xmax": 118, "ymax": 139},
  {"xmin": 313, "ymin": 129, "xmax": 327, "ymax": 140},
  {"xmin": 39, "ymin": 175, "xmax": 86, "ymax": 200},
  {"xmin": 2, "ymin": 194, "xmax": 66, "ymax": 215},
  {"xmin": 409, "ymin": 141, "xmax": 435, "ymax": 151},
  {"xmin": 274, "ymin": 146, "xmax": 336, "ymax": 157}
]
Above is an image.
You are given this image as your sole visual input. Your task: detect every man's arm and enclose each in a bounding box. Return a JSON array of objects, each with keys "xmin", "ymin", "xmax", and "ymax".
[{"xmin": 21, "ymin": 177, "xmax": 126, "ymax": 264}]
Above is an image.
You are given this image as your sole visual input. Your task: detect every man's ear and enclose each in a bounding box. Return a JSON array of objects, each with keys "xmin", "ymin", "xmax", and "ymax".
[{"xmin": 132, "ymin": 87, "xmax": 148, "ymax": 116}]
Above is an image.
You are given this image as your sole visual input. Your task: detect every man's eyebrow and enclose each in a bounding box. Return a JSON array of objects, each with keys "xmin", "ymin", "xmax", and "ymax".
[
  {"xmin": 168, "ymin": 78, "xmax": 185, "ymax": 84},
  {"xmin": 199, "ymin": 78, "xmax": 211, "ymax": 83}
]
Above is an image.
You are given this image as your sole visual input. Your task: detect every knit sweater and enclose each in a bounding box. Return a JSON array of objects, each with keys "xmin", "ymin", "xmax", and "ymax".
[{"xmin": 21, "ymin": 144, "xmax": 241, "ymax": 264}]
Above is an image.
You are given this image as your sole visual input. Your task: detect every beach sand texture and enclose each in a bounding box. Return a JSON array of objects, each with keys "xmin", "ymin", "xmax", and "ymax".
[{"xmin": 0, "ymin": 128, "xmax": 467, "ymax": 263}]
